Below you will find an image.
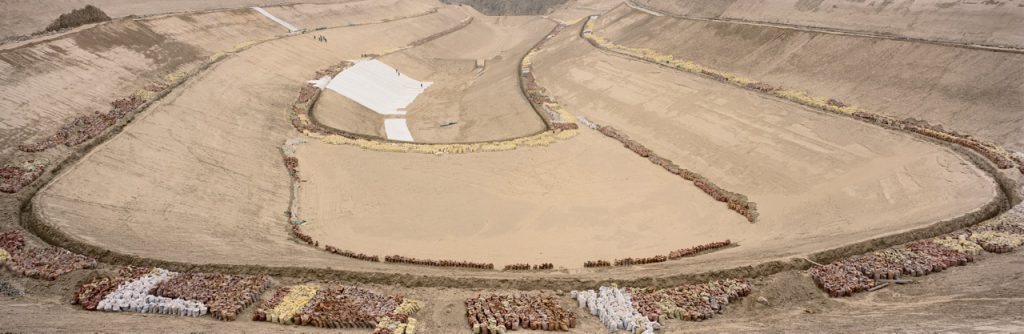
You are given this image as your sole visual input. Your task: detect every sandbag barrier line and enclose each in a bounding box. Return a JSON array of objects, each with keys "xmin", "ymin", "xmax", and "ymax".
[
  {"xmin": 572, "ymin": 279, "xmax": 753, "ymax": 333},
  {"xmin": 622, "ymin": 0, "xmax": 1024, "ymax": 55},
  {"xmin": 291, "ymin": 24, "xmax": 580, "ymax": 155},
  {"xmin": 0, "ymin": 229, "xmax": 96, "ymax": 280},
  {"xmin": 73, "ymin": 267, "xmax": 271, "ymax": 321},
  {"xmin": 583, "ymin": 240, "xmax": 735, "ymax": 269},
  {"xmin": 253, "ymin": 284, "xmax": 422, "ymax": 333},
  {"xmin": 0, "ymin": 6, "xmax": 448, "ymax": 195},
  {"xmin": 580, "ymin": 15, "xmax": 1022, "ymax": 175},
  {"xmin": 465, "ymin": 293, "xmax": 577, "ymax": 333},
  {"xmin": 811, "ymin": 202, "xmax": 1024, "ymax": 297},
  {"xmin": 591, "ymin": 122, "xmax": 758, "ymax": 223}
]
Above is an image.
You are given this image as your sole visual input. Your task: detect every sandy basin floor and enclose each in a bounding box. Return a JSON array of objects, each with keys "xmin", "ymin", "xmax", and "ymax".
[{"xmin": 34, "ymin": 11, "xmax": 997, "ymax": 275}]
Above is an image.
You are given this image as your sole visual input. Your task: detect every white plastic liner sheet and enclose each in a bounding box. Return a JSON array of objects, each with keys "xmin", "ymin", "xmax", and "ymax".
[
  {"xmin": 384, "ymin": 119, "xmax": 415, "ymax": 142},
  {"xmin": 252, "ymin": 7, "xmax": 300, "ymax": 32},
  {"xmin": 308, "ymin": 76, "xmax": 331, "ymax": 89},
  {"xmin": 325, "ymin": 59, "xmax": 432, "ymax": 116}
]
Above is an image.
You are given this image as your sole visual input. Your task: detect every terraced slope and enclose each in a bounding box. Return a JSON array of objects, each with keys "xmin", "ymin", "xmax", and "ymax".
[
  {"xmin": 594, "ymin": 5, "xmax": 1024, "ymax": 152},
  {"xmin": 0, "ymin": 0, "xmax": 440, "ymax": 163},
  {"xmin": 0, "ymin": 0, "xmax": 357, "ymax": 41},
  {"xmin": 634, "ymin": 0, "xmax": 1024, "ymax": 48}
]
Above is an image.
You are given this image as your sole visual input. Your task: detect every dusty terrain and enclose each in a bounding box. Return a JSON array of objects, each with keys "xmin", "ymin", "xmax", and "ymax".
[
  {"xmin": 595, "ymin": 4, "xmax": 1024, "ymax": 152},
  {"xmin": 0, "ymin": 0, "xmax": 352, "ymax": 41},
  {"xmin": 0, "ymin": 0, "xmax": 1022, "ymax": 332},
  {"xmin": 633, "ymin": 0, "xmax": 1024, "ymax": 48},
  {"xmin": 31, "ymin": 9, "xmax": 996, "ymax": 273}
]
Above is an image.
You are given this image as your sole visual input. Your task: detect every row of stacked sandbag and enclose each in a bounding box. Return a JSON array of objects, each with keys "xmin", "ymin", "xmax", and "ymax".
[
  {"xmin": 255, "ymin": 284, "xmax": 421, "ymax": 333},
  {"xmin": 385, "ymin": 255, "xmax": 494, "ymax": 270},
  {"xmin": 810, "ymin": 205, "xmax": 1024, "ymax": 297},
  {"xmin": 290, "ymin": 225, "xmax": 317, "ymax": 247},
  {"xmin": 95, "ymin": 268, "xmax": 208, "ymax": 317},
  {"xmin": 74, "ymin": 267, "xmax": 269, "ymax": 320},
  {"xmin": 0, "ymin": 230, "xmax": 24, "ymax": 253},
  {"xmin": 571, "ymin": 286, "xmax": 657, "ymax": 333},
  {"xmin": 613, "ymin": 256, "xmax": 667, "ymax": 267},
  {"xmin": 502, "ymin": 263, "xmax": 553, "ymax": 271},
  {"xmin": 0, "ymin": 160, "xmax": 46, "ymax": 193},
  {"xmin": 151, "ymin": 272, "xmax": 271, "ymax": 321},
  {"xmin": 595, "ymin": 125, "xmax": 758, "ymax": 223},
  {"xmin": 465, "ymin": 293, "xmax": 577, "ymax": 333},
  {"xmin": 253, "ymin": 284, "xmax": 318, "ymax": 324},
  {"xmin": 282, "ymin": 138, "xmax": 306, "ymax": 224},
  {"xmin": 628, "ymin": 279, "xmax": 752, "ymax": 322},
  {"xmin": 668, "ymin": 240, "xmax": 732, "ymax": 259},
  {"xmin": 584, "ymin": 240, "xmax": 733, "ymax": 269},
  {"xmin": 584, "ymin": 260, "xmax": 611, "ymax": 268},
  {"xmin": 5, "ymin": 246, "xmax": 96, "ymax": 280},
  {"xmin": 19, "ymin": 96, "xmax": 146, "ymax": 153},
  {"xmin": 519, "ymin": 26, "xmax": 579, "ymax": 132},
  {"xmin": 324, "ymin": 245, "xmax": 379, "ymax": 262},
  {"xmin": 73, "ymin": 266, "xmax": 158, "ymax": 310}
]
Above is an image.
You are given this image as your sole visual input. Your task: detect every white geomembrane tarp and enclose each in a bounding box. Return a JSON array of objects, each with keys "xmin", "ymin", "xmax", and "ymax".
[
  {"xmin": 325, "ymin": 59, "xmax": 432, "ymax": 116},
  {"xmin": 252, "ymin": 7, "xmax": 299, "ymax": 32},
  {"xmin": 384, "ymin": 119, "xmax": 414, "ymax": 142}
]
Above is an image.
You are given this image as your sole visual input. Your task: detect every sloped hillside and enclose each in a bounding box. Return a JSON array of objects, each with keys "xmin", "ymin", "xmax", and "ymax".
[{"xmin": 441, "ymin": 0, "xmax": 568, "ymax": 15}]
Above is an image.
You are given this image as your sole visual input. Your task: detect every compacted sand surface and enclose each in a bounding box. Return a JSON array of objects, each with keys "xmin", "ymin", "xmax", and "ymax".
[
  {"xmin": 296, "ymin": 131, "xmax": 746, "ymax": 268},
  {"xmin": 30, "ymin": 6, "xmax": 999, "ymax": 276}
]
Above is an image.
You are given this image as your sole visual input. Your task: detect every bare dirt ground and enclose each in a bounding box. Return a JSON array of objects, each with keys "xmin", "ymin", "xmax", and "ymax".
[{"xmin": 296, "ymin": 130, "xmax": 745, "ymax": 268}]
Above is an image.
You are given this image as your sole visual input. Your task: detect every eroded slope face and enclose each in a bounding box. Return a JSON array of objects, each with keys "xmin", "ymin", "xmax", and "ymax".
[
  {"xmin": 594, "ymin": 5, "xmax": 1024, "ymax": 153},
  {"xmin": 634, "ymin": 0, "xmax": 1024, "ymax": 48}
]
